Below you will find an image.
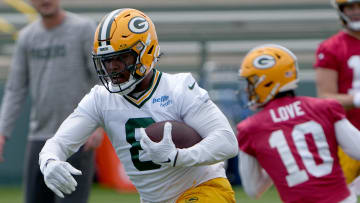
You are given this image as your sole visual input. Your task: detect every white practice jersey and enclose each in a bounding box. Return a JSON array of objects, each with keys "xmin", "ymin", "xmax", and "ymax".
[{"xmin": 40, "ymin": 70, "xmax": 236, "ymax": 202}]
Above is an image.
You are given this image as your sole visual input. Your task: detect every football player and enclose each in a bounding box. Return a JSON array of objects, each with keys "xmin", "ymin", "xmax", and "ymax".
[
  {"xmin": 314, "ymin": 0, "xmax": 360, "ymax": 184},
  {"xmin": 238, "ymin": 44, "xmax": 360, "ymax": 202},
  {"xmin": 38, "ymin": 8, "xmax": 238, "ymax": 203}
]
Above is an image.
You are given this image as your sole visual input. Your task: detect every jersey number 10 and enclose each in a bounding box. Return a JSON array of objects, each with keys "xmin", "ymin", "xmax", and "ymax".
[
  {"xmin": 269, "ymin": 120, "xmax": 334, "ymax": 187},
  {"xmin": 348, "ymin": 55, "xmax": 360, "ymax": 94}
]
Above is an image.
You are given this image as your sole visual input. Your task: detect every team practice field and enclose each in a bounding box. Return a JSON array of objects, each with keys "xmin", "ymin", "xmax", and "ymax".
[{"xmin": 0, "ymin": 185, "xmax": 284, "ymax": 203}]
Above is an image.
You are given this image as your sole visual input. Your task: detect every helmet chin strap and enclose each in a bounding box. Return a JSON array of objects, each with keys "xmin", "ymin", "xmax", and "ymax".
[
  {"xmin": 109, "ymin": 74, "xmax": 144, "ymax": 95},
  {"xmin": 109, "ymin": 83, "xmax": 136, "ymax": 95}
]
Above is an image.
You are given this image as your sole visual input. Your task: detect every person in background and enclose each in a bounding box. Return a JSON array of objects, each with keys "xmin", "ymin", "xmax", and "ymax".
[
  {"xmin": 0, "ymin": 0, "xmax": 103, "ymax": 202},
  {"xmin": 238, "ymin": 44, "xmax": 360, "ymax": 202},
  {"xmin": 314, "ymin": 0, "xmax": 360, "ymax": 184},
  {"xmin": 38, "ymin": 8, "xmax": 238, "ymax": 203}
]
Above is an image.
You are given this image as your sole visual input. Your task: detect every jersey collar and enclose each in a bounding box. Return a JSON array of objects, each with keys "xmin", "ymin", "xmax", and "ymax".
[{"xmin": 123, "ymin": 69, "xmax": 162, "ymax": 108}]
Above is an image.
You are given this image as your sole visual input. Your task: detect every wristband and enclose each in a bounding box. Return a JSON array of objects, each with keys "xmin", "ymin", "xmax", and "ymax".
[{"xmin": 353, "ymin": 93, "xmax": 360, "ymax": 108}]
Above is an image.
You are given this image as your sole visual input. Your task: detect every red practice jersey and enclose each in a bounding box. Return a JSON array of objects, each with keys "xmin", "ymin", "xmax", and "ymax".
[
  {"xmin": 314, "ymin": 31, "xmax": 360, "ymax": 129},
  {"xmin": 237, "ymin": 96, "xmax": 349, "ymax": 203}
]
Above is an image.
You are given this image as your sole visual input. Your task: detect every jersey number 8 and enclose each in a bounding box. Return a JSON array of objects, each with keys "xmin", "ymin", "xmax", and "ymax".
[{"xmin": 125, "ymin": 118, "xmax": 161, "ymax": 171}]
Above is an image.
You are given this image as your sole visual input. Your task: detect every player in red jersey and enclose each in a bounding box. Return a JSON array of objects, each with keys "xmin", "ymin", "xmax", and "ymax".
[
  {"xmin": 238, "ymin": 44, "xmax": 360, "ymax": 202},
  {"xmin": 314, "ymin": 0, "xmax": 360, "ymax": 184}
]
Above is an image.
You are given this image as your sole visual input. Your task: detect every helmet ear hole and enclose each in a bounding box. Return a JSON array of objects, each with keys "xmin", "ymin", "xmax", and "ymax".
[
  {"xmin": 264, "ymin": 81, "xmax": 273, "ymax": 87},
  {"xmin": 147, "ymin": 45, "xmax": 154, "ymax": 54}
]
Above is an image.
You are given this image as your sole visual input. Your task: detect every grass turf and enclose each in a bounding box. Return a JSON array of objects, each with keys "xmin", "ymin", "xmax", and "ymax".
[{"xmin": 0, "ymin": 184, "xmax": 282, "ymax": 203}]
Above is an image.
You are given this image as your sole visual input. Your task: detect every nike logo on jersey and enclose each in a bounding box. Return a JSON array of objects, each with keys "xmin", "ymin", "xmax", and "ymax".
[
  {"xmin": 188, "ymin": 82, "xmax": 196, "ymax": 90},
  {"xmin": 161, "ymin": 158, "xmax": 171, "ymax": 163}
]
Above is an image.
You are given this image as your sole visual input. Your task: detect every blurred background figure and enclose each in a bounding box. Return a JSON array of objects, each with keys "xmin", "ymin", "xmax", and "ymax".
[
  {"xmin": 314, "ymin": 0, "xmax": 360, "ymax": 184},
  {"xmin": 0, "ymin": 0, "xmax": 103, "ymax": 203}
]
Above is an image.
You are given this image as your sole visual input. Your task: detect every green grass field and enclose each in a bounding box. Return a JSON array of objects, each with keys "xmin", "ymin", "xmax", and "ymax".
[{"xmin": 0, "ymin": 184, "xmax": 282, "ymax": 203}]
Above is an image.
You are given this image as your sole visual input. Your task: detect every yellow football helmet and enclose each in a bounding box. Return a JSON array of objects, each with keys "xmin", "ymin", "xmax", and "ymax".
[
  {"xmin": 239, "ymin": 44, "xmax": 299, "ymax": 107},
  {"xmin": 92, "ymin": 8, "xmax": 161, "ymax": 94},
  {"xmin": 332, "ymin": 0, "xmax": 360, "ymax": 30}
]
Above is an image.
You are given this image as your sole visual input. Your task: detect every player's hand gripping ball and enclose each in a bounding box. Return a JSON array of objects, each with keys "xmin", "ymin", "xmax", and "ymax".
[
  {"xmin": 145, "ymin": 120, "xmax": 202, "ymax": 149},
  {"xmin": 140, "ymin": 121, "xmax": 203, "ymax": 167}
]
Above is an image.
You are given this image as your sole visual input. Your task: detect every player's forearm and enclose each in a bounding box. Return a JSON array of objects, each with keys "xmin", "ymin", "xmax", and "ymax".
[
  {"xmin": 318, "ymin": 92, "xmax": 355, "ymax": 109},
  {"xmin": 39, "ymin": 135, "xmax": 84, "ymax": 173},
  {"xmin": 0, "ymin": 51, "xmax": 29, "ymax": 138},
  {"xmin": 39, "ymin": 137, "xmax": 70, "ymax": 173},
  {"xmin": 178, "ymin": 101, "xmax": 238, "ymax": 166},
  {"xmin": 239, "ymin": 151, "xmax": 273, "ymax": 198},
  {"xmin": 176, "ymin": 129, "xmax": 238, "ymax": 166},
  {"xmin": 315, "ymin": 68, "xmax": 356, "ymax": 109},
  {"xmin": 39, "ymin": 110, "xmax": 99, "ymax": 170},
  {"xmin": 0, "ymin": 88, "xmax": 27, "ymax": 138},
  {"xmin": 335, "ymin": 118, "xmax": 360, "ymax": 159}
]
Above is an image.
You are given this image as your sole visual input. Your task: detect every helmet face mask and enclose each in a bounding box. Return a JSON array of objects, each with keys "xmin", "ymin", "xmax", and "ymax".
[
  {"xmin": 240, "ymin": 75, "xmax": 259, "ymax": 108},
  {"xmin": 93, "ymin": 49, "xmax": 141, "ymax": 95},
  {"xmin": 332, "ymin": 0, "xmax": 360, "ymax": 31},
  {"xmin": 239, "ymin": 44, "xmax": 299, "ymax": 108},
  {"xmin": 92, "ymin": 8, "xmax": 161, "ymax": 95}
]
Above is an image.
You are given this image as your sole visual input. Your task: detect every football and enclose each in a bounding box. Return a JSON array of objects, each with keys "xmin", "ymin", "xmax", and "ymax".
[{"xmin": 145, "ymin": 120, "xmax": 202, "ymax": 149}]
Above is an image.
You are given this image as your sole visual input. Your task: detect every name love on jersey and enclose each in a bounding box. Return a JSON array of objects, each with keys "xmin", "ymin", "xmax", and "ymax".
[{"xmin": 269, "ymin": 101, "xmax": 305, "ymax": 123}]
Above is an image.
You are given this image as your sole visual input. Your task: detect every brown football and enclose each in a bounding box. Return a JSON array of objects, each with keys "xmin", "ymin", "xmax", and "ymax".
[{"xmin": 145, "ymin": 120, "xmax": 202, "ymax": 149}]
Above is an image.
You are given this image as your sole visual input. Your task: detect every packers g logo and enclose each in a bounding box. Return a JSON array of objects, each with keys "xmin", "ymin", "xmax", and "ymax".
[
  {"xmin": 128, "ymin": 16, "xmax": 149, "ymax": 34},
  {"xmin": 253, "ymin": 55, "xmax": 276, "ymax": 69}
]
